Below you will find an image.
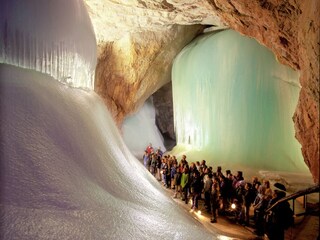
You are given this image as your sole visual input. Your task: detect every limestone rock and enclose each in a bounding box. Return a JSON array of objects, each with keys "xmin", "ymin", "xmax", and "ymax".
[
  {"xmin": 94, "ymin": 25, "xmax": 204, "ymax": 124},
  {"xmin": 153, "ymin": 82, "xmax": 175, "ymax": 140},
  {"xmin": 84, "ymin": 0, "xmax": 226, "ymax": 43}
]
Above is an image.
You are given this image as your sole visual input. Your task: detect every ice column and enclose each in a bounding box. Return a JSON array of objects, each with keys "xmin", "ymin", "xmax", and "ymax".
[
  {"xmin": 122, "ymin": 97, "xmax": 166, "ymax": 158},
  {"xmin": 0, "ymin": 0, "xmax": 97, "ymax": 89},
  {"xmin": 172, "ymin": 30, "xmax": 307, "ymax": 172}
]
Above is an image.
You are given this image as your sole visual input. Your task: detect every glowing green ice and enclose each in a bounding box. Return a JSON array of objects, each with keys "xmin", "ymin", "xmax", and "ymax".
[{"xmin": 171, "ymin": 30, "xmax": 308, "ymax": 172}]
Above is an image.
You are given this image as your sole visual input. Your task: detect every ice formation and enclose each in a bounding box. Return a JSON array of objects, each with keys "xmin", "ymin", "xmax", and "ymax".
[
  {"xmin": 0, "ymin": 0, "xmax": 96, "ymax": 89},
  {"xmin": 0, "ymin": 64, "xmax": 219, "ymax": 239},
  {"xmin": 122, "ymin": 97, "xmax": 166, "ymax": 158},
  {"xmin": 0, "ymin": 0, "xmax": 221, "ymax": 239},
  {"xmin": 171, "ymin": 30, "xmax": 308, "ymax": 173}
]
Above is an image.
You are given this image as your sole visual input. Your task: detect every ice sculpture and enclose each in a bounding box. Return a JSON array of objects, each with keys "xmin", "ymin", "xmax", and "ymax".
[
  {"xmin": 0, "ymin": 0, "xmax": 96, "ymax": 89},
  {"xmin": 172, "ymin": 30, "xmax": 308, "ymax": 173},
  {"xmin": 122, "ymin": 97, "xmax": 166, "ymax": 158}
]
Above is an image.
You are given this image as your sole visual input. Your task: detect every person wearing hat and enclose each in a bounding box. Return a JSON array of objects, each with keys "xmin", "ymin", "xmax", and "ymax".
[{"xmin": 265, "ymin": 183, "xmax": 294, "ymax": 240}]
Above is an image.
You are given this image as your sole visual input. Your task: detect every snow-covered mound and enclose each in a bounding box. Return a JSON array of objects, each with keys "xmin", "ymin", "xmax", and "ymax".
[{"xmin": 0, "ymin": 64, "xmax": 218, "ymax": 239}]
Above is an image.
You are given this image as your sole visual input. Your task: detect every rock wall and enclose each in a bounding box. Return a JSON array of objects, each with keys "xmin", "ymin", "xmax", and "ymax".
[
  {"xmin": 153, "ymin": 82, "xmax": 175, "ymax": 140},
  {"xmin": 209, "ymin": 0, "xmax": 319, "ymax": 183},
  {"xmin": 95, "ymin": 25, "xmax": 204, "ymax": 125}
]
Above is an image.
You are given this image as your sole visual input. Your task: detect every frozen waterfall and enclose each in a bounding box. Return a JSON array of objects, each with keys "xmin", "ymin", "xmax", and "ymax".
[
  {"xmin": 0, "ymin": 0, "xmax": 96, "ymax": 89},
  {"xmin": 122, "ymin": 97, "xmax": 166, "ymax": 158},
  {"xmin": 171, "ymin": 30, "xmax": 308, "ymax": 173}
]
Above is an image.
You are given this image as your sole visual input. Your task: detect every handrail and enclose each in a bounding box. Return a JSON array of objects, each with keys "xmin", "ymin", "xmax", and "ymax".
[{"xmin": 266, "ymin": 185, "xmax": 320, "ymax": 213}]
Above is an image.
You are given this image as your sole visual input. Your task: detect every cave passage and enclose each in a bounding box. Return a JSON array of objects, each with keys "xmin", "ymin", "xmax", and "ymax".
[
  {"xmin": 122, "ymin": 97, "xmax": 166, "ymax": 157},
  {"xmin": 171, "ymin": 29, "xmax": 308, "ymax": 172}
]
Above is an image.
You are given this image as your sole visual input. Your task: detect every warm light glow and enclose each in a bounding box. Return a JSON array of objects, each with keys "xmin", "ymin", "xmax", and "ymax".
[
  {"xmin": 231, "ymin": 203, "xmax": 236, "ymax": 210},
  {"xmin": 218, "ymin": 236, "xmax": 237, "ymax": 240}
]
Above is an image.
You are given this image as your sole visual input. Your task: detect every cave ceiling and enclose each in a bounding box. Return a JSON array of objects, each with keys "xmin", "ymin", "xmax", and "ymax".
[{"xmin": 84, "ymin": 0, "xmax": 227, "ymax": 43}]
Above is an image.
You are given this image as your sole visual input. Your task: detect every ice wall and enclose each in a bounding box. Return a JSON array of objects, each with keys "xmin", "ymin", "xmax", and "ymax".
[
  {"xmin": 122, "ymin": 97, "xmax": 166, "ymax": 158},
  {"xmin": 172, "ymin": 30, "xmax": 308, "ymax": 172},
  {"xmin": 0, "ymin": 64, "xmax": 219, "ymax": 239},
  {"xmin": 0, "ymin": 0, "xmax": 96, "ymax": 89}
]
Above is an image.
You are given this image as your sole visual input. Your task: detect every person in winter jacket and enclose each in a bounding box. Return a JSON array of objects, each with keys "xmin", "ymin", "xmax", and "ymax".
[
  {"xmin": 210, "ymin": 181, "xmax": 220, "ymax": 223},
  {"xmin": 180, "ymin": 167, "xmax": 189, "ymax": 204},
  {"xmin": 190, "ymin": 171, "xmax": 203, "ymax": 210}
]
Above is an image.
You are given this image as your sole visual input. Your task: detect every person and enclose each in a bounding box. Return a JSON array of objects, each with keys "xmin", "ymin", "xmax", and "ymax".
[
  {"xmin": 156, "ymin": 153, "xmax": 162, "ymax": 181},
  {"xmin": 242, "ymin": 182, "xmax": 256, "ymax": 226},
  {"xmin": 173, "ymin": 168, "xmax": 182, "ymax": 198},
  {"xmin": 161, "ymin": 158, "xmax": 168, "ymax": 187},
  {"xmin": 203, "ymin": 171, "xmax": 213, "ymax": 213},
  {"xmin": 219, "ymin": 175, "xmax": 229, "ymax": 214},
  {"xmin": 216, "ymin": 166, "xmax": 224, "ymax": 178},
  {"xmin": 233, "ymin": 171, "xmax": 244, "ymax": 188},
  {"xmin": 150, "ymin": 153, "xmax": 157, "ymax": 176},
  {"xmin": 195, "ymin": 161, "xmax": 201, "ymax": 171},
  {"xmin": 253, "ymin": 185, "xmax": 270, "ymax": 236},
  {"xmin": 170, "ymin": 163, "xmax": 177, "ymax": 189},
  {"xmin": 190, "ymin": 170, "xmax": 202, "ymax": 210},
  {"xmin": 181, "ymin": 155, "xmax": 188, "ymax": 166},
  {"xmin": 156, "ymin": 147, "xmax": 163, "ymax": 158},
  {"xmin": 180, "ymin": 167, "xmax": 189, "ymax": 204},
  {"xmin": 200, "ymin": 160, "xmax": 207, "ymax": 171},
  {"xmin": 145, "ymin": 143, "xmax": 154, "ymax": 155},
  {"xmin": 210, "ymin": 181, "xmax": 220, "ymax": 223},
  {"xmin": 142, "ymin": 150, "xmax": 149, "ymax": 169},
  {"xmin": 252, "ymin": 176, "xmax": 261, "ymax": 192},
  {"xmin": 265, "ymin": 183, "xmax": 294, "ymax": 240}
]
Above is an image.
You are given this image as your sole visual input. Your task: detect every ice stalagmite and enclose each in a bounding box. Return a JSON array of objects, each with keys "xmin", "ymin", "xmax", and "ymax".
[
  {"xmin": 122, "ymin": 97, "xmax": 166, "ymax": 158},
  {"xmin": 172, "ymin": 30, "xmax": 308, "ymax": 172},
  {"xmin": 0, "ymin": 0, "xmax": 221, "ymax": 239}
]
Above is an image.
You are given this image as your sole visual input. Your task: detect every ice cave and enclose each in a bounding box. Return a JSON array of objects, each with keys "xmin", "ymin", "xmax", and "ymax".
[{"xmin": 0, "ymin": 0, "xmax": 319, "ymax": 239}]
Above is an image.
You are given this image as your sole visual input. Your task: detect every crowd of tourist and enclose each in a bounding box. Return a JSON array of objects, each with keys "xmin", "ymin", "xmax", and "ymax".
[{"xmin": 142, "ymin": 144, "xmax": 294, "ymax": 240}]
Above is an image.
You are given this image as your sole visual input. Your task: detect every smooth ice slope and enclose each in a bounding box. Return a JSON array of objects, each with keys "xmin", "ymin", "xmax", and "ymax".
[
  {"xmin": 122, "ymin": 97, "xmax": 166, "ymax": 158},
  {"xmin": 0, "ymin": 64, "xmax": 218, "ymax": 239},
  {"xmin": 0, "ymin": 0, "xmax": 96, "ymax": 89},
  {"xmin": 172, "ymin": 30, "xmax": 308, "ymax": 172}
]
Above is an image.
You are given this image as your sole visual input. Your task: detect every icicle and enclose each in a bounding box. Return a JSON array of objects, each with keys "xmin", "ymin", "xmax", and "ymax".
[
  {"xmin": 0, "ymin": 0, "xmax": 96, "ymax": 89},
  {"xmin": 172, "ymin": 30, "xmax": 307, "ymax": 172}
]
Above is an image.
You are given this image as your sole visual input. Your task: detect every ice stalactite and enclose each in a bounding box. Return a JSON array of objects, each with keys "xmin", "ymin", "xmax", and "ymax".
[
  {"xmin": 0, "ymin": 0, "xmax": 96, "ymax": 89},
  {"xmin": 172, "ymin": 30, "xmax": 308, "ymax": 172},
  {"xmin": 122, "ymin": 97, "xmax": 166, "ymax": 158}
]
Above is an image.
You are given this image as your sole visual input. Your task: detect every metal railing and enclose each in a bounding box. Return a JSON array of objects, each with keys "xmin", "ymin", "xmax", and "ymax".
[{"xmin": 266, "ymin": 185, "xmax": 320, "ymax": 216}]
